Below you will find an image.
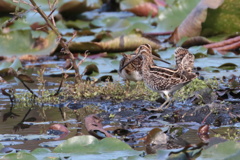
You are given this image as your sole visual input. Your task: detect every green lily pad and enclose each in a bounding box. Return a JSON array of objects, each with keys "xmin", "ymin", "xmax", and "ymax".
[
  {"xmin": 201, "ymin": 0, "xmax": 240, "ymax": 36},
  {"xmin": 194, "ymin": 53, "xmax": 208, "ymax": 59},
  {"xmin": 91, "ymin": 17, "xmax": 130, "ymax": 32},
  {"xmin": 31, "ymin": 148, "xmax": 51, "ymax": 154},
  {"xmin": 1, "ymin": 152, "xmax": 37, "ymax": 160},
  {"xmin": 156, "ymin": 0, "xmax": 199, "ymax": 32},
  {"xmin": 218, "ymin": 63, "xmax": 237, "ymax": 70},
  {"xmin": 0, "ymin": 30, "xmax": 58, "ymax": 56},
  {"xmin": 53, "ymin": 135, "xmax": 98, "ymax": 153},
  {"xmin": 64, "ymin": 20, "xmax": 90, "ymax": 29},
  {"xmin": 54, "ymin": 135, "xmax": 132, "ymax": 153},
  {"xmin": 197, "ymin": 141, "xmax": 240, "ymax": 159},
  {"xmin": 91, "ymin": 16, "xmax": 155, "ymax": 37}
]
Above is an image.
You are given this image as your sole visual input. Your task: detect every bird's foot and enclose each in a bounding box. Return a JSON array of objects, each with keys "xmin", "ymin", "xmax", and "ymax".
[{"xmin": 144, "ymin": 107, "xmax": 164, "ymax": 112}]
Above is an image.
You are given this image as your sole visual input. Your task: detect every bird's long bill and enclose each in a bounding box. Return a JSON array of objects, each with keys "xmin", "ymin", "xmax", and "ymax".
[
  {"xmin": 119, "ymin": 55, "xmax": 140, "ymax": 72},
  {"xmin": 152, "ymin": 55, "xmax": 170, "ymax": 64}
]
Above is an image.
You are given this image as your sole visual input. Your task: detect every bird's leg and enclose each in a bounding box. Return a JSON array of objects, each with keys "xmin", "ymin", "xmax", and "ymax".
[
  {"xmin": 146, "ymin": 93, "xmax": 171, "ymax": 111},
  {"xmin": 162, "ymin": 93, "xmax": 171, "ymax": 108}
]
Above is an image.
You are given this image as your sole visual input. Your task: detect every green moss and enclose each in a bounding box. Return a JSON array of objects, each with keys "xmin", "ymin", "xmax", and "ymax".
[
  {"xmin": 15, "ymin": 77, "xmax": 220, "ymax": 107},
  {"xmin": 174, "ymin": 78, "xmax": 219, "ymax": 103}
]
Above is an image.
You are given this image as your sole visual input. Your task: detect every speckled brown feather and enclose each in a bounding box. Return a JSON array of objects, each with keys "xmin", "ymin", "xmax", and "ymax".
[
  {"xmin": 175, "ymin": 47, "xmax": 195, "ymax": 73},
  {"xmin": 120, "ymin": 44, "xmax": 197, "ymax": 110}
]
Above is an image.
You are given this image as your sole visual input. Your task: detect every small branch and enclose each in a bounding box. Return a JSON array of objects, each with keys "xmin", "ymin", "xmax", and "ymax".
[
  {"xmin": 52, "ymin": 73, "xmax": 68, "ymax": 96},
  {"xmin": 28, "ymin": 0, "xmax": 82, "ymax": 83},
  {"xmin": 18, "ymin": 79, "xmax": 38, "ymax": 98},
  {"xmin": 201, "ymin": 110, "xmax": 212, "ymax": 125},
  {"xmin": 2, "ymin": 8, "xmax": 35, "ymax": 29}
]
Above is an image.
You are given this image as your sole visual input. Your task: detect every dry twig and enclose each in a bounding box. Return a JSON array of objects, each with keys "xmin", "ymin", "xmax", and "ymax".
[{"xmin": 28, "ymin": 0, "xmax": 83, "ymax": 83}]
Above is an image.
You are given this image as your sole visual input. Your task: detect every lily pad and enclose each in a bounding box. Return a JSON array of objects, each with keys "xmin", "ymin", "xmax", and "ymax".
[
  {"xmin": 218, "ymin": 63, "xmax": 237, "ymax": 70},
  {"xmin": 197, "ymin": 141, "xmax": 240, "ymax": 159},
  {"xmin": 54, "ymin": 135, "xmax": 132, "ymax": 153},
  {"xmin": 201, "ymin": 0, "xmax": 240, "ymax": 36},
  {"xmin": 68, "ymin": 34, "xmax": 161, "ymax": 53},
  {"xmin": 1, "ymin": 152, "xmax": 37, "ymax": 160},
  {"xmin": 58, "ymin": 0, "xmax": 102, "ymax": 18},
  {"xmin": 0, "ymin": 30, "xmax": 58, "ymax": 56},
  {"xmin": 156, "ymin": 0, "xmax": 199, "ymax": 32}
]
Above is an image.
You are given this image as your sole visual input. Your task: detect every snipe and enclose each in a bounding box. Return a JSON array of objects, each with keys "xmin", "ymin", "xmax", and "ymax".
[
  {"xmin": 120, "ymin": 44, "xmax": 197, "ymax": 111},
  {"xmin": 118, "ymin": 44, "xmax": 170, "ymax": 82},
  {"xmin": 175, "ymin": 47, "xmax": 195, "ymax": 73}
]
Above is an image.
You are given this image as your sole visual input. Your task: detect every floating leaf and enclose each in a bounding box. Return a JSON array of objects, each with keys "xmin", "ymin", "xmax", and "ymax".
[
  {"xmin": 2, "ymin": 152, "xmax": 37, "ymax": 160},
  {"xmin": 59, "ymin": 0, "xmax": 102, "ymax": 18},
  {"xmin": 194, "ymin": 53, "xmax": 208, "ymax": 59},
  {"xmin": 54, "ymin": 135, "xmax": 133, "ymax": 154},
  {"xmin": 168, "ymin": 0, "xmax": 224, "ymax": 43},
  {"xmin": 84, "ymin": 114, "xmax": 112, "ymax": 139},
  {"xmin": 0, "ymin": 30, "xmax": 58, "ymax": 56},
  {"xmin": 120, "ymin": 0, "xmax": 159, "ymax": 17},
  {"xmin": 181, "ymin": 36, "xmax": 211, "ymax": 48},
  {"xmin": 197, "ymin": 141, "xmax": 240, "ymax": 159},
  {"xmin": 84, "ymin": 64, "xmax": 99, "ymax": 75},
  {"xmin": 156, "ymin": 0, "xmax": 199, "ymax": 32},
  {"xmin": 201, "ymin": 0, "xmax": 240, "ymax": 36},
  {"xmin": 0, "ymin": 1, "xmax": 16, "ymax": 13},
  {"xmin": 31, "ymin": 148, "xmax": 51, "ymax": 154},
  {"xmin": 53, "ymin": 135, "xmax": 98, "ymax": 153},
  {"xmin": 69, "ymin": 34, "xmax": 161, "ymax": 53},
  {"xmin": 218, "ymin": 63, "xmax": 237, "ymax": 70},
  {"xmin": 145, "ymin": 128, "xmax": 168, "ymax": 145}
]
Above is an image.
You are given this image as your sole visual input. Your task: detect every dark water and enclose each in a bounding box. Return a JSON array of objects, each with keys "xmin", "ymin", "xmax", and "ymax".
[{"xmin": 0, "ymin": 55, "xmax": 239, "ymax": 152}]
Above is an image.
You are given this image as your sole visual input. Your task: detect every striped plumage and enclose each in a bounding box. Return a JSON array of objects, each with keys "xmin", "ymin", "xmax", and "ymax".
[
  {"xmin": 118, "ymin": 44, "xmax": 169, "ymax": 82},
  {"xmin": 120, "ymin": 44, "xmax": 197, "ymax": 111},
  {"xmin": 175, "ymin": 47, "xmax": 195, "ymax": 73}
]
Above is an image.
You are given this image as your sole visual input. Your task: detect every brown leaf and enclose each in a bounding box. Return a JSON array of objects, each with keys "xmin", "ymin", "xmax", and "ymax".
[
  {"xmin": 0, "ymin": 1, "xmax": 16, "ymax": 13},
  {"xmin": 30, "ymin": 22, "xmax": 48, "ymax": 33},
  {"xmin": 84, "ymin": 114, "xmax": 112, "ymax": 139},
  {"xmin": 49, "ymin": 124, "xmax": 70, "ymax": 140},
  {"xmin": 68, "ymin": 35, "xmax": 161, "ymax": 53},
  {"xmin": 126, "ymin": 2, "xmax": 159, "ymax": 17},
  {"xmin": 198, "ymin": 124, "xmax": 209, "ymax": 135},
  {"xmin": 181, "ymin": 36, "xmax": 211, "ymax": 48},
  {"xmin": 145, "ymin": 128, "xmax": 168, "ymax": 145},
  {"xmin": 83, "ymin": 64, "xmax": 99, "ymax": 75},
  {"xmin": 32, "ymin": 37, "xmax": 49, "ymax": 50},
  {"xmin": 49, "ymin": 124, "xmax": 69, "ymax": 133},
  {"xmin": 168, "ymin": 0, "xmax": 224, "ymax": 43}
]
